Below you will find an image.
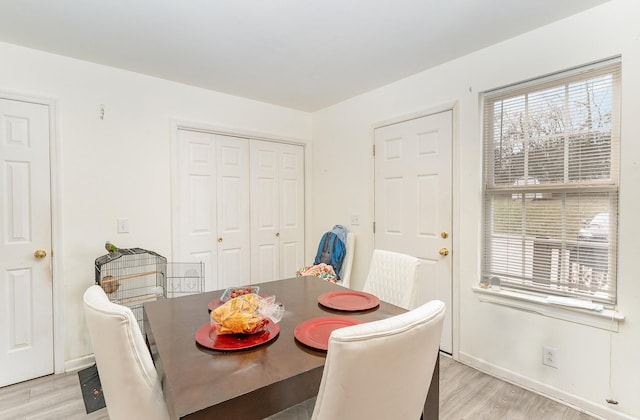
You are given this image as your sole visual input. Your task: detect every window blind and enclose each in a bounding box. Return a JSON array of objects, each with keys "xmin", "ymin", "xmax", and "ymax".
[{"xmin": 481, "ymin": 59, "xmax": 620, "ymax": 305}]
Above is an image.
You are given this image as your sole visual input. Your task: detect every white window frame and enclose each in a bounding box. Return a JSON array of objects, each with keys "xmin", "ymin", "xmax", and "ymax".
[{"xmin": 478, "ymin": 59, "xmax": 622, "ymax": 327}]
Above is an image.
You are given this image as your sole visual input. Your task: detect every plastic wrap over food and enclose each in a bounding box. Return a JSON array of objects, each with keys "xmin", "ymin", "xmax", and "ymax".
[{"xmin": 210, "ymin": 293, "xmax": 284, "ymax": 335}]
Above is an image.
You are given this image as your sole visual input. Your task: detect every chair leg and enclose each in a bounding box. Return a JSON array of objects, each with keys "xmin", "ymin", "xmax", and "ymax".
[{"xmin": 422, "ymin": 353, "xmax": 440, "ymax": 419}]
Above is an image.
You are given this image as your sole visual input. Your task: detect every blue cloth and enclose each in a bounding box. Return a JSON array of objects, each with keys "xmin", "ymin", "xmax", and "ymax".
[{"xmin": 330, "ymin": 225, "xmax": 348, "ymax": 245}]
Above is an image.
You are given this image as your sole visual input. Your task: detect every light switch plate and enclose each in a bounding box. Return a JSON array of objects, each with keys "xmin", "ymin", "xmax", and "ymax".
[{"xmin": 117, "ymin": 218, "xmax": 129, "ymax": 233}]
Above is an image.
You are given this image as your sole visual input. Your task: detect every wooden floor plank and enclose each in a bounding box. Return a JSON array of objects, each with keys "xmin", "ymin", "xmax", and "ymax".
[
  {"xmin": 439, "ymin": 356, "xmax": 596, "ymax": 420},
  {"xmin": 0, "ymin": 387, "xmax": 30, "ymax": 412},
  {"xmin": 0, "ymin": 370, "xmax": 108, "ymax": 420},
  {"xmin": 0, "ymin": 356, "xmax": 595, "ymax": 419}
]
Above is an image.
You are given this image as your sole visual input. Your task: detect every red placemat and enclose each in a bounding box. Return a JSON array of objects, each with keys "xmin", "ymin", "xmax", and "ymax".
[
  {"xmin": 317, "ymin": 290, "xmax": 380, "ymax": 311},
  {"xmin": 294, "ymin": 316, "xmax": 364, "ymax": 351}
]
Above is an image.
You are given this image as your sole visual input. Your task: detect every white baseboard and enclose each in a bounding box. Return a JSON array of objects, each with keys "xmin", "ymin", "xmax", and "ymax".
[
  {"xmin": 458, "ymin": 352, "xmax": 635, "ymax": 420},
  {"xmin": 64, "ymin": 354, "xmax": 95, "ymax": 373}
]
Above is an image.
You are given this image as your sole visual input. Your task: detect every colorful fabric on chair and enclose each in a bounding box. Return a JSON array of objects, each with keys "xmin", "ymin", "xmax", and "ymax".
[{"xmin": 296, "ymin": 263, "xmax": 338, "ymax": 283}]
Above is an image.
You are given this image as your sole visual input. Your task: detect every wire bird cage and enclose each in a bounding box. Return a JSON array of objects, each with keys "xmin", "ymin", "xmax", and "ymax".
[{"xmin": 94, "ymin": 248, "xmax": 203, "ymax": 331}]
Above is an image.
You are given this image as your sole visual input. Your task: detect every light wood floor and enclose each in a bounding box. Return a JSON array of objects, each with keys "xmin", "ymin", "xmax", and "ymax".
[
  {"xmin": 0, "ymin": 356, "xmax": 597, "ymax": 420},
  {"xmin": 439, "ymin": 356, "xmax": 596, "ymax": 420},
  {"xmin": 0, "ymin": 369, "xmax": 108, "ymax": 420}
]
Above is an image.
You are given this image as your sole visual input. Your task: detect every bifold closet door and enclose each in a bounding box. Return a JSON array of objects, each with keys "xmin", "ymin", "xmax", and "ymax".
[
  {"xmin": 250, "ymin": 140, "xmax": 305, "ymax": 283},
  {"xmin": 175, "ymin": 129, "xmax": 250, "ymax": 291}
]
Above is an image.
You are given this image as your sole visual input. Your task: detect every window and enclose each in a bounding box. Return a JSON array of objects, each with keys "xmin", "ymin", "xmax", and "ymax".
[{"xmin": 482, "ymin": 60, "xmax": 620, "ymax": 305}]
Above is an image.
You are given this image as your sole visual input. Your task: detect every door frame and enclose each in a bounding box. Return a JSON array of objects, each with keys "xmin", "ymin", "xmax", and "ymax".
[
  {"xmin": 370, "ymin": 101, "xmax": 460, "ymax": 358},
  {"xmin": 1, "ymin": 91, "xmax": 63, "ymax": 374},
  {"xmin": 169, "ymin": 119, "xmax": 311, "ymax": 272}
]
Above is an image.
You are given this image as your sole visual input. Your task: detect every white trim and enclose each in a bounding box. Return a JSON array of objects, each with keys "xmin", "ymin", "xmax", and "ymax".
[
  {"xmin": 450, "ymin": 102, "xmax": 461, "ymax": 359},
  {"xmin": 458, "ymin": 351, "xmax": 635, "ymax": 420},
  {"xmin": 371, "ymin": 101, "xmax": 459, "ymax": 131},
  {"xmin": 171, "ymin": 119, "xmax": 308, "ymax": 147},
  {"xmin": 48, "ymin": 99, "xmax": 64, "ymax": 375},
  {"xmin": 64, "ymin": 354, "xmax": 96, "ymax": 373},
  {"xmin": 0, "ymin": 91, "xmax": 64, "ymax": 375},
  {"xmin": 303, "ymin": 139, "xmax": 312, "ymax": 263},
  {"xmin": 483, "ymin": 56, "xmax": 621, "ymax": 97},
  {"xmin": 169, "ymin": 121, "xmax": 181, "ymax": 263},
  {"xmin": 472, "ymin": 286, "xmax": 623, "ymax": 331}
]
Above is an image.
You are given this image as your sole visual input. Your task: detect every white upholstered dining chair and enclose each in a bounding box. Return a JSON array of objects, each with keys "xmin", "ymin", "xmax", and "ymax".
[
  {"xmin": 339, "ymin": 232, "xmax": 355, "ymax": 288},
  {"xmin": 83, "ymin": 285, "xmax": 170, "ymax": 420},
  {"xmin": 266, "ymin": 299, "xmax": 446, "ymax": 420},
  {"xmin": 362, "ymin": 249, "xmax": 421, "ymax": 309}
]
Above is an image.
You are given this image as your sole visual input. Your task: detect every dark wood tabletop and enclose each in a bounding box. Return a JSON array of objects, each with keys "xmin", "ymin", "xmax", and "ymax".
[{"xmin": 143, "ymin": 276, "xmax": 439, "ymax": 419}]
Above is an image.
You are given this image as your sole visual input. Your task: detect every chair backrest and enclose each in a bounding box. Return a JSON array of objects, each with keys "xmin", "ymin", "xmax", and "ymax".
[
  {"xmin": 362, "ymin": 249, "xmax": 421, "ymax": 309},
  {"xmin": 339, "ymin": 233, "xmax": 355, "ymax": 288},
  {"xmin": 83, "ymin": 285, "xmax": 170, "ymax": 420},
  {"xmin": 311, "ymin": 300, "xmax": 446, "ymax": 420}
]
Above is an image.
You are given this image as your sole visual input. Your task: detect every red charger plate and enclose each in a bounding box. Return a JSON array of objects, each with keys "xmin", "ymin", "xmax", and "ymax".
[
  {"xmin": 195, "ymin": 321, "xmax": 280, "ymax": 351},
  {"xmin": 294, "ymin": 316, "xmax": 364, "ymax": 351},
  {"xmin": 317, "ymin": 290, "xmax": 380, "ymax": 311}
]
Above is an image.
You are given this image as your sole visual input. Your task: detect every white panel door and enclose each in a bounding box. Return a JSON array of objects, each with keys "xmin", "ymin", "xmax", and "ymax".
[
  {"xmin": 0, "ymin": 98, "xmax": 53, "ymax": 386},
  {"xmin": 176, "ymin": 129, "xmax": 218, "ymax": 291},
  {"xmin": 175, "ymin": 130, "xmax": 250, "ymax": 291},
  {"xmin": 250, "ymin": 141, "xmax": 279, "ymax": 283},
  {"xmin": 374, "ymin": 110, "xmax": 453, "ymax": 353},
  {"xmin": 277, "ymin": 143, "xmax": 305, "ymax": 278},
  {"xmin": 215, "ymin": 135, "xmax": 250, "ymax": 289},
  {"xmin": 250, "ymin": 141, "xmax": 304, "ymax": 283}
]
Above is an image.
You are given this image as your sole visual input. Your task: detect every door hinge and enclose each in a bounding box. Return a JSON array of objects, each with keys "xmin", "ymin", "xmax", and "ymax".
[
  {"xmin": 373, "ymin": 144, "xmax": 376, "ymax": 157},
  {"xmin": 373, "ymin": 221, "xmax": 376, "ymax": 234}
]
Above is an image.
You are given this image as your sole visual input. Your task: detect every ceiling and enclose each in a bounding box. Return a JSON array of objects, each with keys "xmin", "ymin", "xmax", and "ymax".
[{"xmin": 0, "ymin": 0, "xmax": 609, "ymax": 112}]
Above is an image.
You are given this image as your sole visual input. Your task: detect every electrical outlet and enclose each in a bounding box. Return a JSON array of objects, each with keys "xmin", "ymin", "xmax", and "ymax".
[{"xmin": 543, "ymin": 345, "xmax": 559, "ymax": 369}]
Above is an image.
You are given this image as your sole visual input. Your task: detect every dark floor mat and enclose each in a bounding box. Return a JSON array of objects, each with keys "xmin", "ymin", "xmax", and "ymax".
[{"xmin": 77, "ymin": 364, "xmax": 106, "ymax": 413}]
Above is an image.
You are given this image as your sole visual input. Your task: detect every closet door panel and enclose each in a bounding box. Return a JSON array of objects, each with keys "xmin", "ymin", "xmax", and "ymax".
[
  {"xmin": 216, "ymin": 135, "xmax": 250, "ymax": 288},
  {"xmin": 254, "ymin": 244, "xmax": 279, "ymax": 284},
  {"xmin": 176, "ymin": 129, "xmax": 218, "ymax": 291},
  {"xmin": 251, "ymin": 140, "xmax": 304, "ymax": 282},
  {"xmin": 278, "ymin": 143, "xmax": 305, "ymax": 278},
  {"xmin": 250, "ymin": 141, "xmax": 280, "ymax": 282}
]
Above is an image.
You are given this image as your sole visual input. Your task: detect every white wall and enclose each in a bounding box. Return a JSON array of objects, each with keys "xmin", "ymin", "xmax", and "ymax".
[
  {"xmin": 311, "ymin": 0, "xmax": 640, "ymax": 418},
  {"xmin": 2, "ymin": 1, "xmax": 638, "ymax": 416},
  {"xmin": 0, "ymin": 42, "xmax": 312, "ymax": 366}
]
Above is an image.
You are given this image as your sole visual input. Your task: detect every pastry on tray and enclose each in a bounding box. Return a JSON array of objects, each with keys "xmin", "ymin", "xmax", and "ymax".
[{"xmin": 211, "ymin": 293, "xmax": 283, "ymax": 335}]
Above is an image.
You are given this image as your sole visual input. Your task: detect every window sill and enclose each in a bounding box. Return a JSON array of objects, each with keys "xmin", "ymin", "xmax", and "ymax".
[{"xmin": 472, "ymin": 286, "xmax": 624, "ymax": 332}]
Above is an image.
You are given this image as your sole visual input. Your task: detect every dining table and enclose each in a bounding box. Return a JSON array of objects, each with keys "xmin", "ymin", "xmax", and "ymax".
[{"xmin": 143, "ymin": 275, "xmax": 439, "ymax": 420}]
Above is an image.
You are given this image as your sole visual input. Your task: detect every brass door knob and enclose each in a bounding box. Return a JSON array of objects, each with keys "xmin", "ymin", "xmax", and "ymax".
[
  {"xmin": 275, "ymin": 232, "xmax": 280, "ymax": 237},
  {"xmin": 439, "ymin": 248, "xmax": 449, "ymax": 256},
  {"xmin": 217, "ymin": 237, "xmax": 223, "ymax": 243},
  {"xmin": 441, "ymin": 231, "xmax": 449, "ymax": 239},
  {"xmin": 34, "ymin": 249, "xmax": 47, "ymax": 259}
]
